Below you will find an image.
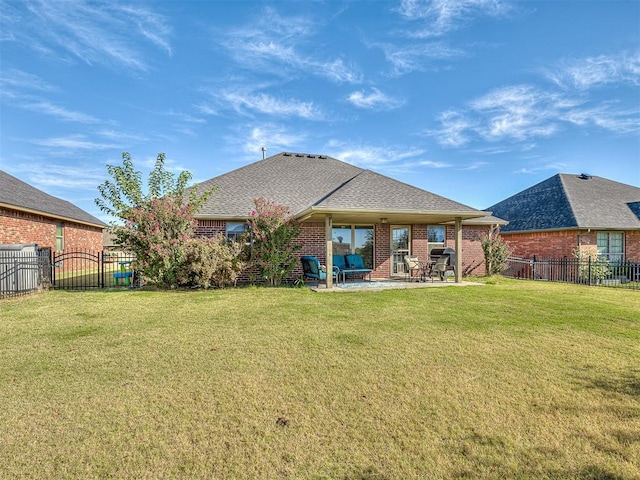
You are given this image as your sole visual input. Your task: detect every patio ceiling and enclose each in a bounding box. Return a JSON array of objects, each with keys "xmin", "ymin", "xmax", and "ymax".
[{"xmin": 295, "ymin": 207, "xmax": 490, "ymax": 225}]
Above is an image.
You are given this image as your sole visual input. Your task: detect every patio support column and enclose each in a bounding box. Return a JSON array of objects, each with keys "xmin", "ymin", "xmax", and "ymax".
[
  {"xmin": 325, "ymin": 214, "xmax": 333, "ymax": 289},
  {"xmin": 454, "ymin": 217, "xmax": 462, "ymax": 283}
]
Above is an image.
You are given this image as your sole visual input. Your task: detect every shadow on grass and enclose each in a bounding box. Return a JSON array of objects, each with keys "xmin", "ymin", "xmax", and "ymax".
[{"xmin": 588, "ymin": 371, "xmax": 640, "ymax": 399}]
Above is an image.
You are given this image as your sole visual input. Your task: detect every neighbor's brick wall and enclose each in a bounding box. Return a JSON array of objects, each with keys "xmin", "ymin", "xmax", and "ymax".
[
  {"xmin": 627, "ymin": 231, "xmax": 640, "ymax": 262},
  {"xmin": 500, "ymin": 230, "xmax": 580, "ymax": 259},
  {"xmin": 0, "ymin": 207, "xmax": 56, "ymax": 247},
  {"xmin": 0, "ymin": 207, "xmax": 102, "ymax": 251},
  {"xmin": 63, "ymin": 223, "xmax": 103, "ymax": 251},
  {"xmin": 502, "ymin": 229, "xmax": 639, "ymax": 263}
]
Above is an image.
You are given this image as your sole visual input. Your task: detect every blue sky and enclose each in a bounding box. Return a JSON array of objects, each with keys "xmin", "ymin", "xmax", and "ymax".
[{"xmin": 1, "ymin": 0, "xmax": 639, "ymax": 223}]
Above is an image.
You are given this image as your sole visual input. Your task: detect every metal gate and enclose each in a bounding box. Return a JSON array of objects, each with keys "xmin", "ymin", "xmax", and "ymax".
[
  {"xmin": 51, "ymin": 250, "xmax": 136, "ymax": 290},
  {"xmin": 52, "ymin": 250, "xmax": 105, "ymax": 289}
]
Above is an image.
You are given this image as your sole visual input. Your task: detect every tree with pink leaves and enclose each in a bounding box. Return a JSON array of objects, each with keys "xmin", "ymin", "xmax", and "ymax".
[
  {"xmin": 96, "ymin": 152, "xmax": 214, "ymax": 288},
  {"xmin": 247, "ymin": 197, "xmax": 301, "ymax": 286}
]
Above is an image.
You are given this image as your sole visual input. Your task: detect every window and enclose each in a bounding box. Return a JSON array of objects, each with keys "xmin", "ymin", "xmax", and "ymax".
[
  {"xmin": 597, "ymin": 232, "xmax": 624, "ymax": 264},
  {"xmin": 332, "ymin": 225, "xmax": 374, "ymax": 268},
  {"xmin": 56, "ymin": 223, "xmax": 64, "ymax": 251},
  {"xmin": 226, "ymin": 222, "xmax": 249, "ymax": 242},
  {"xmin": 427, "ymin": 225, "xmax": 445, "ymax": 254}
]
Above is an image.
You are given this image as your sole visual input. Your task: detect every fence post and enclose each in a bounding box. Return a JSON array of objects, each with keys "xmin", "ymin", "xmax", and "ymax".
[{"xmin": 588, "ymin": 256, "xmax": 592, "ymax": 285}]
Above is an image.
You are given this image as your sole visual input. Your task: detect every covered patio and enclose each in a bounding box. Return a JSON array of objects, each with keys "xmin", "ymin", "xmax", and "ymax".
[{"xmin": 297, "ymin": 207, "xmax": 489, "ymax": 289}]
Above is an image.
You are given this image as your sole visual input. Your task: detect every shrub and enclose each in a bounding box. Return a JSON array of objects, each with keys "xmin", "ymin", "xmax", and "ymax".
[
  {"xmin": 572, "ymin": 245, "xmax": 611, "ymax": 282},
  {"xmin": 479, "ymin": 226, "xmax": 511, "ymax": 276},
  {"xmin": 179, "ymin": 236, "xmax": 245, "ymax": 289}
]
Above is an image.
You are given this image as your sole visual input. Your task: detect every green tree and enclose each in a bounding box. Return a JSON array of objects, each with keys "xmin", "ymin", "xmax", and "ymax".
[
  {"xmin": 95, "ymin": 152, "xmax": 214, "ymax": 288},
  {"xmin": 479, "ymin": 226, "xmax": 512, "ymax": 276},
  {"xmin": 247, "ymin": 197, "xmax": 301, "ymax": 286}
]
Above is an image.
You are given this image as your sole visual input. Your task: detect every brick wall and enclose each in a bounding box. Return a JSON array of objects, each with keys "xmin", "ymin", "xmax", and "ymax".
[
  {"xmin": 502, "ymin": 229, "xmax": 639, "ymax": 263},
  {"xmin": 0, "ymin": 207, "xmax": 102, "ymax": 251},
  {"xmin": 627, "ymin": 231, "xmax": 640, "ymax": 262},
  {"xmin": 63, "ymin": 222, "xmax": 104, "ymax": 251},
  {"xmin": 445, "ymin": 224, "xmax": 489, "ymax": 276},
  {"xmin": 374, "ymin": 224, "xmax": 391, "ymax": 279},
  {"xmin": 194, "ymin": 219, "xmax": 226, "ymax": 237}
]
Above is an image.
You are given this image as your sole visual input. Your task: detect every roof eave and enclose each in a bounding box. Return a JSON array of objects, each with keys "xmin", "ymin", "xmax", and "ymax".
[
  {"xmin": 0, "ymin": 202, "xmax": 105, "ymax": 229},
  {"xmin": 502, "ymin": 225, "xmax": 640, "ymax": 234}
]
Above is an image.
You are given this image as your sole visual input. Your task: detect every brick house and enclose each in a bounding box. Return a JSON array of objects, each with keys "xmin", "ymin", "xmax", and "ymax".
[
  {"xmin": 486, "ymin": 173, "xmax": 640, "ymax": 263},
  {"xmin": 191, "ymin": 152, "xmax": 505, "ymax": 286},
  {"xmin": 0, "ymin": 170, "xmax": 105, "ymax": 252}
]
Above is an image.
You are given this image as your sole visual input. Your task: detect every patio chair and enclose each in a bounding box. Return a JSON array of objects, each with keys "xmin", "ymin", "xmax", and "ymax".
[
  {"xmin": 300, "ymin": 256, "xmax": 339, "ymax": 284},
  {"xmin": 430, "ymin": 255, "xmax": 449, "ymax": 282},
  {"xmin": 404, "ymin": 255, "xmax": 421, "ymax": 282}
]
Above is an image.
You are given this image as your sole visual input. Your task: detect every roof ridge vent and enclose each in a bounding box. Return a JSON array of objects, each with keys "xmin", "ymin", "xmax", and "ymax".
[
  {"xmin": 578, "ymin": 173, "xmax": 592, "ymax": 180},
  {"xmin": 318, "ymin": 155, "xmax": 327, "ymax": 159},
  {"xmin": 295, "ymin": 153, "xmax": 304, "ymax": 157},
  {"xmin": 307, "ymin": 154, "xmax": 316, "ymax": 158},
  {"xmin": 283, "ymin": 152, "xmax": 291, "ymax": 156}
]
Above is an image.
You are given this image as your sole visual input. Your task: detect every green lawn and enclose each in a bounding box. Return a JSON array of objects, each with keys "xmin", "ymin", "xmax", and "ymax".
[{"xmin": 1, "ymin": 279, "xmax": 638, "ymax": 479}]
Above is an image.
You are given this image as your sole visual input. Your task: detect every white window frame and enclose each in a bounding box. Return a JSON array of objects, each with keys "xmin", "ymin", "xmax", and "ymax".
[{"xmin": 596, "ymin": 231, "xmax": 624, "ymax": 264}]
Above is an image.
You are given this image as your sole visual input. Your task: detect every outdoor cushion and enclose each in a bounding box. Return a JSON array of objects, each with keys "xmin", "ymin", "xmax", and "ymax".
[
  {"xmin": 346, "ymin": 254, "xmax": 368, "ymax": 270},
  {"xmin": 332, "ymin": 254, "xmax": 348, "ymax": 271}
]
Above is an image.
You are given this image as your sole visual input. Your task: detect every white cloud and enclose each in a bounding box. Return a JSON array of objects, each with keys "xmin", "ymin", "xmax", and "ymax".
[
  {"xmin": 0, "ymin": 69, "xmax": 56, "ymax": 93},
  {"xmin": 22, "ymin": 100, "xmax": 99, "ymax": 124},
  {"xmin": 377, "ymin": 42, "xmax": 464, "ymax": 76},
  {"xmin": 325, "ymin": 141, "xmax": 426, "ymax": 169},
  {"xmin": 547, "ymin": 52, "xmax": 640, "ymax": 90},
  {"xmin": 418, "ymin": 159, "xmax": 452, "ymax": 168},
  {"xmin": 225, "ymin": 124, "xmax": 308, "ymax": 156},
  {"xmin": 31, "ymin": 135, "xmax": 118, "ymax": 150},
  {"xmin": 5, "ymin": 0, "xmax": 172, "ymax": 72},
  {"xmin": 470, "ymin": 85, "xmax": 563, "ymax": 140},
  {"xmin": 218, "ymin": 7, "xmax": 362, "ymax": 84},
  {"xmin": 20, "ymin": 163, "xmax": 107, "ymax": 191},
  {"xmin": 347, "ymin": 88, "xmax": 404, "ymax": 110},
  {"xmin": 429, "ymin": 110, "xmax": 474, "ymax": 147},
  {"xmin": 219, "ymin": 90, "xmax": 323, "ymax": 120},
  {"xmin": 397, "ymin": 0, "xmax": 512, "ymax": 38},
  {"xmin": 562, "ymin": 104, "xmax": 640, "ymax": 134}
]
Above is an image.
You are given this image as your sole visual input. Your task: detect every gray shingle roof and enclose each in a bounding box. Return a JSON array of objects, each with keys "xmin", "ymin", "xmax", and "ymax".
[
  {"xmin": 191, "ymin": 152, "xmax": 485, "ymax": 219},
  {"xmin": 487, "ymin": 173, "xmax": 640, "ymax": 232},
  {"xmin": 0, "ymin": 170, "xmax": 105, "ymax": 227}
]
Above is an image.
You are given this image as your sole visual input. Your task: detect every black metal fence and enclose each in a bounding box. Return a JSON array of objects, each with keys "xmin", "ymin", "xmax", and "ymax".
[
  {"xmin": 503, "ymin": 256, "xmax": 640, "ymax": 290},
  {"xmin": 0, "ymin": 247, "xmax": 51, "ymax": 299}
]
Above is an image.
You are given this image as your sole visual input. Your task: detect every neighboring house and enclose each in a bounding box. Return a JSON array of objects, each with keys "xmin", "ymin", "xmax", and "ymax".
[
  {"xmin": 487, "ymin": 173, "xmax": 640, "ymax": 263},
  {"xmin": 0, "ymin": 170, "xmax": 105, "ymax": 252},
  {"xmin": 190, "ymin": 152, "xmax": 505, "ymax": 285}
]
